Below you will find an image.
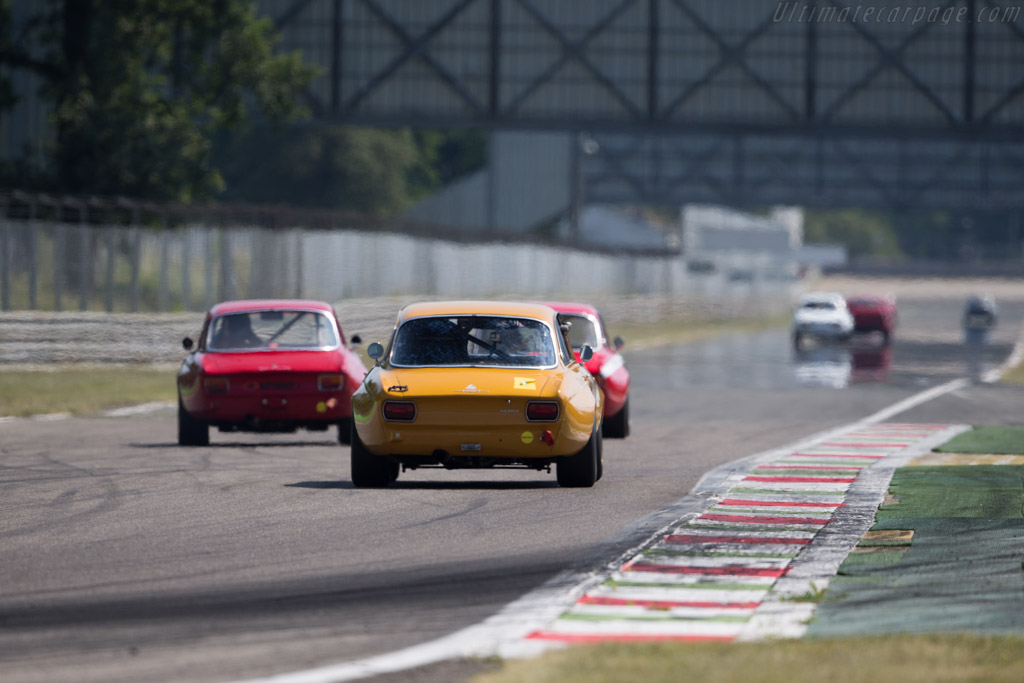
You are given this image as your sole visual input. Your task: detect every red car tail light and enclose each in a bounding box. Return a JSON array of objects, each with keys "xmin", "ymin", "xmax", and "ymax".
[
  {"xmin": 318, "ymin": 374, "xmax": 345, "ymax": 391},
  {"xmin": 203, "ymin": 377, "xmax": 229, "ymax": 394},
  {"xmin": 526, "ymin": 401, "xmax": 559, "ymax": 421},
  {"xmin": 383, "ymin": 401, "xmax": 416, "ymax": 421}
]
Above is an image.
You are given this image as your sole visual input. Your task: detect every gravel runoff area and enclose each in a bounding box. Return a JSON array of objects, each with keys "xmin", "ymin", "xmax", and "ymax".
[{"xmin": 2, "ymin": 274, "xmax": 1020, "ymax": 367}]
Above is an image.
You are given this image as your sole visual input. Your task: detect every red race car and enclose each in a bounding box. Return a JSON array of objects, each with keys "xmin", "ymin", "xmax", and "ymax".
[
  {"xmin": 177, "ymin": 299, "xmax": 368, "ymax": 446},
  {"xmin": 543, "ymin": 302, "xmax": 631, "ymax": 438},
  {"xmin": 846, "ymin": 295, "xmax": 897, "ymax": 345}
]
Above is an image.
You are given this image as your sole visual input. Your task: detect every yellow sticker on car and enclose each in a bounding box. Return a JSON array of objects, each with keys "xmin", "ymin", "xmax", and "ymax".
[
  {"xmin": 521, "ymin": 431, "xmax": 534, "ymax": 444},
  {"xmin": 514, "ymin": 377, "xmax": 536, "ymax": 390}
]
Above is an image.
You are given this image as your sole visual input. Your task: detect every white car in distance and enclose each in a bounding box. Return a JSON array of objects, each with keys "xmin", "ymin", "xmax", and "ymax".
[{"xmin": 792, "ymin": 292, "xmax": 854, "ymax": 348}]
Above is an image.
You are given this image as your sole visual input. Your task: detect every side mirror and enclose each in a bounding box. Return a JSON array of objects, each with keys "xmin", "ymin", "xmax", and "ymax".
[
  {"xmin": 613, "ymin": 336, "xmax": 624, "ymax": 350},
  {"xmin": 182, "ymin": 337, "xmax": 194, "ymax": 351},
  {"xmin": 367, "ymin": 342, "xmax": 385, "ymax": 364},
  {"xmin": 350, "ymin": 334, "xmax": 362, "ymax": 347},
  {"xmin": 579, "ymin": 345, "xmax": 594, "ymax": 362}
]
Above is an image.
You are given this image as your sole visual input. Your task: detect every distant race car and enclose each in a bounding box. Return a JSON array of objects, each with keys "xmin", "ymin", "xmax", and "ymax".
[
  {"xmin": 846, "ymin": 295, "xmax": 897, "ymax": 344},
  {"xmin": 792, "ymin": 292, "xmax": 854, "ymax": 347},
  {"xmin": 963, "ymin": 294, "xmax": 998, "ymax": 333},
  {"xmin": 543, "ymin": 301, "xmax": 630, "ymax": 439},
  {"xmin": 177, "ymin": 299, "xmax": 368, "ymax": 446},
  {"xmin": 350, "ymin": 301, "xmax": 604, "ymax": 488}
]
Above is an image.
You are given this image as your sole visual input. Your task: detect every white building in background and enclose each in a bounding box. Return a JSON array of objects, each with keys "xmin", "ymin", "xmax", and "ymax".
[{"xmin": 681, "ymin": 204, "xmax": 803, "ymax": 256}]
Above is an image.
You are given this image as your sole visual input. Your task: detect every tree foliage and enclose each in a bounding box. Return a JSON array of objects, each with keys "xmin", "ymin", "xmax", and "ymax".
[
  {"xmin": 803, "ymin": 209, "xmax": 905, "ymax": 260},
  {"xmin": 0, "ymin": 0, "xmax": 317, "ymax": 201},
  {"xmin": 216, "ymin": 126, "xmax": 420, "ymax": 213},
  {"xmin": 216, "ymin": 125, "xmax": 487, "ymax": 214}
]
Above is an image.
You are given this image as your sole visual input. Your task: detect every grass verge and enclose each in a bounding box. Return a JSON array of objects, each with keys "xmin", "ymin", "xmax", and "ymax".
[
  {"xmin": 611, "ymin": 314, "xmax": 788, "ymax": 351},
  {"xmin": 0, "ymin": 368, "xmax": 175, "ymax": 417},
  {"xmin": 472, "ymin": 634, "xmax": 1024, "ymax": 683},
  {"xmin": 999, "ymin": 363, "xmax": 1024, "ymax": 385}
]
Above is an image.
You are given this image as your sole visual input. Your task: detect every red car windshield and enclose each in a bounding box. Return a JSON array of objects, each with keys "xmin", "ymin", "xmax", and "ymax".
[
  {"xmin": 558, "ymin": 313, "xmax": 601, "ymax": 350},
  {"xmin": 207, "ymin": 310, "xmax": 339, "ymax": 351}
]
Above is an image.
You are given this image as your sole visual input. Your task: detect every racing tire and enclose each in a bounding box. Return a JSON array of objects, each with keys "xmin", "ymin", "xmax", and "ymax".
[
  {"xmin": 337, "ymin": 417, "xmax": 352, "ymax": 445},
  {"xmin": 177, "ymin": 397, "xmax": 209, "ymax": 447},
  {"xmin": 350, "ymin": 423, "xmax": 396, "ymax": 487},
  {"xmin": 602, "ymin": 397, "xmax": 630, "ymax": 439},
  {"xmin": 557, "ymin": 426, "xmax": 600, "ymax": 488}
]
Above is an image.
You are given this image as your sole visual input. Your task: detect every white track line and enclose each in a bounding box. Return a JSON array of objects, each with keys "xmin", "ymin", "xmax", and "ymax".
[{"xmin": 231, "ymin": 375, "xmax": 978, "ymax": 683}]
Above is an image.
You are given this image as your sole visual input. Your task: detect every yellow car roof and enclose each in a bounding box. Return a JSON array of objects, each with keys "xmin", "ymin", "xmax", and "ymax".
[{"xmin": 398, "ymin": 301, "xmax": 557, "ymax": 323}]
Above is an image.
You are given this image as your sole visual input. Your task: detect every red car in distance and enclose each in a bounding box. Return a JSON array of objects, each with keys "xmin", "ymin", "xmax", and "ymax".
[
  {"xmin": 846, "ymin": 295, "xmax": 897, "ymax": 345},
  {"xmin": 177, "ymin": 299, "xmax": 368, "ymax": 446},
  {"xmin": 543, "ymin": 302, "xmax": 631, "ymax": 438}
]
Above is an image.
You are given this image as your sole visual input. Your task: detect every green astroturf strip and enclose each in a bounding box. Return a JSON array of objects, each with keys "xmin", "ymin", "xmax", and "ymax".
[
  {"xmin": 808, "ymin": 463, "xmax": 1024, "ymax": 638},
  {"xmin": 879, "ymin": 466, "xmax": 1024, "ymax": 519},
  {"xmin": 561, "ymin": 614, "xmax": 753, "ymax": 626},
  {"xmin": 604, "ymin": 580, "xmax": 768, "ymax": 591},
  {"xmin": 838, "ymin": 550, "xmax": 908, "ymax": 567},
  {"xmin": 934, "ymin": 426, "xmax": 1024, "ymax": 455}
]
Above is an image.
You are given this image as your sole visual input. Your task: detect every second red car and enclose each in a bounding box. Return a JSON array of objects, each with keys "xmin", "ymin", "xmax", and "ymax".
[{"xmin": 544, "ymin": 302, "xmax": 631, "ymax": 439}]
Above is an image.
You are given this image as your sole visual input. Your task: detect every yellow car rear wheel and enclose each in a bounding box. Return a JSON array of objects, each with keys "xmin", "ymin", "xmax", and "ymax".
[
  {"xmin": 350, "ymin": 425, "xmax": 398, "ymax": 487},
  {"xmin": 557, "ymin": 426, "xmax": 600, "ymax": 488}
]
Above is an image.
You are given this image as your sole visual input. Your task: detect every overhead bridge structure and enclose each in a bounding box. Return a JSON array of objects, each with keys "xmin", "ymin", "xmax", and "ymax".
[{"xmin": 263, "ymin": 0, "xmax": 1024, "ymax": 211}]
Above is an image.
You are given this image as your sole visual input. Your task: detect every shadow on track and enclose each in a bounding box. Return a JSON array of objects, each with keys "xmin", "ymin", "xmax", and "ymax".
[{"xmin": 287, "ymin": 479, "xmax": 559, "ymax": 490}]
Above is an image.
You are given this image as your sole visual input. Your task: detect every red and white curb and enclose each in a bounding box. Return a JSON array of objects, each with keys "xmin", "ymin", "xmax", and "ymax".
[
  {"xmin": 523, "ymin": 422, "xmax": 968, "ymax": 647},
  {"xmin": 233, "ymin": 378, "xmax": 976, "ymax": 682}
]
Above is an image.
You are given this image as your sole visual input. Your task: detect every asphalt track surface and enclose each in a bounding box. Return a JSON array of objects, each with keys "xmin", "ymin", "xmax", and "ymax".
[{"xmin": 1, "ymin": 296, "xmax": 1021, "ymax": 683}]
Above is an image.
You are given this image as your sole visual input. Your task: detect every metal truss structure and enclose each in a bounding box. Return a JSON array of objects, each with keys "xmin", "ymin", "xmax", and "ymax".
[{"xmin": 264, "ymin": 0, "xmax": 1024, "ymax": 210}]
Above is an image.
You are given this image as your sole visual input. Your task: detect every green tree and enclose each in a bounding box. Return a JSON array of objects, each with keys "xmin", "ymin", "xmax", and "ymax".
[
  {"xmin": 216, "ymin": 126, "xmax": 421, "ymax": 214},
  {"xmin": 804, "ymin": 209, "xmax": 904, "ymax": 260},
  {"xmin": 0, "ymin": 0, "xmax": 316, "ymax": 202}
]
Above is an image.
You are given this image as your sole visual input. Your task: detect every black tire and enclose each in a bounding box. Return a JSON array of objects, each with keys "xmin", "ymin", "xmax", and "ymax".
[
  {"xmin": 177, "ymin": 396, "xmax": 209, "ymax": 447},
  {"xmin": 337, "ymin": 417, "xmax": 352, "ymax": 445},
  {"xmin": 602, "ymin": 397, "xmax": 630, "ymax": 439},
  {"xmin": 557, "ymin": 425, "xmax": 600, "ymax": 488},
  {"xmin": 350, "ymin": 423, "xmax": 396, "ymax": 487}
]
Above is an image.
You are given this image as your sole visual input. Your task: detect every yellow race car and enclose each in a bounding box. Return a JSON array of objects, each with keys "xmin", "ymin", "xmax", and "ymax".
[{"xmin": 350, "ymin": 301, "xmax": 604, "ymax": 488}]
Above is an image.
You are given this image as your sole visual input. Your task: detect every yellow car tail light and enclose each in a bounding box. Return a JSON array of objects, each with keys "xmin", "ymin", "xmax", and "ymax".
[
  {"xmin": 383, "ymin": 401, "xmax": 416, "ymax": 422},
  {"xmin": 526, "ymin": 401, "xmax": 559, "ymax": 421}
]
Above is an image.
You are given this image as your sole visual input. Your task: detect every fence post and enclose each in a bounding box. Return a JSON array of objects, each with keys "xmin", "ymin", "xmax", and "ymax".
[
  {"xmin": 79, "ymin": 203, "xmax": 92, "ymax": 311},
  {"xmin": 54, "ymin": 221, "xmax": 65, "ymax": 312},
  {"xmin": 0, "ymin": 198, "xmax": 9, "ymax": 311},
  {"xmin": 159, "ymin": 213, "xmax": 170, "ymax": 312},
  {"xmin": 104, "ymin": 226, "xmax": 115, "ymax": 313},
  {"xmin": 204, "ymin": 226, "xmax": 215, "ymax": 310},
  {"xmin": 219, "ymin": 222, "xmax": 232, "ymax": 302},
  {"xmin": 182, "ymin": 224, "xmax": 191, "ymax": 311},
  {"xmin": 129, "ymin": 208, "xmax": 141, "ymax": 313}
]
